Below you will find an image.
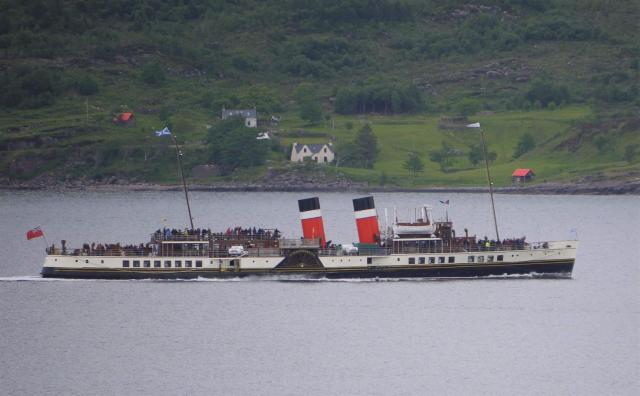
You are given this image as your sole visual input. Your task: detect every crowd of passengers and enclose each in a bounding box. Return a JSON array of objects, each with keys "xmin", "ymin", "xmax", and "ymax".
[
  {"xmin": 47, "ymin": 241, "xmax": 153, "ymax": 256},
  {"xmin": 465, "ymin": 237, "xmax": 529, "ymax": 251},
  {"xmin": 152, "ymin": 227, "xmax": 281, "ymax": 240}
]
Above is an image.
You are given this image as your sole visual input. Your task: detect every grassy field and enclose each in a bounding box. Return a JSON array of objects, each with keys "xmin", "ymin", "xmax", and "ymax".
[
  {"xmin": 2, "ymin": 95, "xmax": 639, "ymax": 187},
  {"xmin": 277, "ymin": 106, "xmax": 640, "ymax": 187}
]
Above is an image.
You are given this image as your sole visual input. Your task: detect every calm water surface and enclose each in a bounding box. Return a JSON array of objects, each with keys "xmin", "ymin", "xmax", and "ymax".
[{"xmin": 0, "ymin": 190, "xmax": 638, "ymax": 395}]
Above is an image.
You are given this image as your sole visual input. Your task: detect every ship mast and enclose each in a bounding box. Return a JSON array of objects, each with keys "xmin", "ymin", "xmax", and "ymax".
[
  {"xmin": 469, "ymin": 122, "xmax": 500, "ymax": 241},
  {"xmin": 172, "ymin": 135, "xmax": 195, "ymax": 230}
]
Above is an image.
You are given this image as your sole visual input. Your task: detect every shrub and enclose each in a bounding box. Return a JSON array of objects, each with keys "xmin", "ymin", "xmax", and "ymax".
[
  {"xmin": 0, "ymin": 66, "xmax": 62, "ymax": 108},
  {"xmin": 514, "ymin": 133, "xmax": 536, "ymax": 158},
  {"xmin": 624, "ymin": 144, "xmax": 639, "ymax": 163},
  {"xmin": 455, "ymin": 98, "xmax": 481, "ymax": 117},
  {"xmin": 72, "ymin": 74, "xmax": 99, "ymax": 95},
  {"xmin": 140, "ymin": 62, "xmax": 166, "ymax": 85},
  {"xmin": 593, "ymin": 135, "xmax": 614, "ymax": 155},
  {"xmin": 525, "ymin": 80, "xmax": 570, "ymax": 108},
  {"xmin": 335, "ymin": 82, "xmax": 423, "ymax": 114}
]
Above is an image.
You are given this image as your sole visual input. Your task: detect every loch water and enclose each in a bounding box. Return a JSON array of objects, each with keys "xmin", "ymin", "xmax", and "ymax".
[{"xmin": 0, "ymin": 190, "xmax": 638, "ymax": 395}]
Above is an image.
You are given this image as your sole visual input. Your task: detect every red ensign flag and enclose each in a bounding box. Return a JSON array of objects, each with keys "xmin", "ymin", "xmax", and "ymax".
[{"xmin": 26, "ymin": 228, "xmax": 44, "ymax": 240}]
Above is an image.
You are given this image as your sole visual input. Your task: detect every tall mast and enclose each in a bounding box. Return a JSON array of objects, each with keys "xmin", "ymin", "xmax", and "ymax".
[
  {"xmin": 172, "ymin": 135, "xmax": 195, "ymax": 230},
  {"xmin": 478, "ymin": 126, "xmax": 500, "ymax": 241}
]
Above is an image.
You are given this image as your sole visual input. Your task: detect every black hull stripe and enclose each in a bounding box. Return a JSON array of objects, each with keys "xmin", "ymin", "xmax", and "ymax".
[{"xmin": 42, "ymin": 260, "xmax": 574, "ymax": 280}]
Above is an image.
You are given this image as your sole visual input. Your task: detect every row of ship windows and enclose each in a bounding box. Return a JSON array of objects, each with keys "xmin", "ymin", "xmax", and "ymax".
[
  {"xmin": 122, "ymin": 260, "xmax": 203, "ymax": 268},
  {"xmin": 400, "ymin": 255, "xmax": 504, "ymax": 265}
]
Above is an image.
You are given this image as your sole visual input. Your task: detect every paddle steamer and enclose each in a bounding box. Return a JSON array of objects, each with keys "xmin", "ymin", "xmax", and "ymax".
[{"xmin": 41, "ymin": 195, "xmax": 577, "ymax": 279}]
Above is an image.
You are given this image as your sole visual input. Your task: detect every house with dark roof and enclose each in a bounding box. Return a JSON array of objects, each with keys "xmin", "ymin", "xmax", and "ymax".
[
  {"xmin": 291, "ymin": 142, "xmax": 335, "ymax": 164},
  {"xmin": 512, "ymin": 168, "xmax": 535, "ymax": 184},
  {"xmin": 221, "ymin": 107, "xmax": 257, "ymax": 128}
]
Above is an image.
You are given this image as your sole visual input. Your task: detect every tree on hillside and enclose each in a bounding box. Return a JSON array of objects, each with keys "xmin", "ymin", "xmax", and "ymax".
[
  {"xmin": 140, "ymin": 62, "xmax": 166, "ymax": 86},
  {"xmin": 355, "ymin": 124, "xmax": 379, "ymax": 168},
  {"xmin": 299, "ymin": 100, "xmax": 323, "ymax": 125},
  {"xmin": 524, "ymin": 80, "xmax": 570, "ymax": 108},
  {"xmin": 403, "ymin": 152, "xmax": 424, "ymax": 179},
  {"xmin": 468, "ymin": 144, "xmax": 497, "ymax": 166},
  {"xmin": 624, "ymin": 144, "xmax": 639, "ymax": 163},
  {"xmin": 593, "ymin": 135, "xmax": 614, "ymax": 155},
  {"xmin": 429, "ymin": 142, "xmax": 455, "ymax": 172},
  {"xmin": 513, "ymin": 133, "xmax": 536, "ymax": 158},
  {"xmin": 296, "ymin": 83, "xmax": 323, "ymax": 125},
  {"xmin": 207, "ymin": 118, "xmax": 267, "ymax": 174}
]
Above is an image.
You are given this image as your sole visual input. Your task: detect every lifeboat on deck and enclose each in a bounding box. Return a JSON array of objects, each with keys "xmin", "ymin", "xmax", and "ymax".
[{"xmin": 392, "ymin": 206, "xmax": 436, "ymax": 237}]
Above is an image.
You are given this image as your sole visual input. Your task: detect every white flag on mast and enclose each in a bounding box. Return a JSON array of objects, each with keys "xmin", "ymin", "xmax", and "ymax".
[
  {"xmin": 466, "ymin": 122, "xmax": 481, "ymax": 128},
  {"xmin": 154, "ymin": 127, "xmax": 171, "ymax": 136}
]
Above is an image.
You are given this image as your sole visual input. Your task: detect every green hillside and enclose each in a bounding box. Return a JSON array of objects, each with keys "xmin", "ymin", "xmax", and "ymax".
[{"xmin": 0, "ymin": 0, "xmax": 638, "ymax": 188}]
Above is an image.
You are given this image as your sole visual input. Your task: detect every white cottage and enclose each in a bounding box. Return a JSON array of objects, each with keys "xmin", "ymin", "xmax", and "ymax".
[
  {"xmin": 221, "ymin": 107, "xmax": 257, "ymax": 128},
  {"xmin": 290, "ymin": 142, "xmax": 335, "ymax": 164}
]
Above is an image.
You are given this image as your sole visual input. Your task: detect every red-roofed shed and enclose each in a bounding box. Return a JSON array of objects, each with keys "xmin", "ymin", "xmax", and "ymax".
[
  {"xmin": 512, "ymin": 168, "xmax": 535, "ymax": 184},
  {"xmin": 113, "ymin": 112, "xmax": 135, "ymax": 126}
]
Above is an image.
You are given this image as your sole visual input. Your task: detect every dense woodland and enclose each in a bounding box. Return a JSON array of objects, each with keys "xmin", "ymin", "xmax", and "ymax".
[{"xmin": 0, "ymin": 0, "xmax": 638, "ymax": 185}]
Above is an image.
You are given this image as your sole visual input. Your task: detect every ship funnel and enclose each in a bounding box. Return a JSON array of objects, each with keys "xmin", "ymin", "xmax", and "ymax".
[
  {"xmin": 353, "ymin": 196, "xmax": 380, "ymax": 244},
  {"xmin": 298, "ymin": 197, "xmax": 326, "ymax": 246}
]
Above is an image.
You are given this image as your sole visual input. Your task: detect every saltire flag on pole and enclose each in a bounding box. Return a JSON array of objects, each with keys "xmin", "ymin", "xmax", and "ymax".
[
  {"xmin": 466, "ymin": 122, "xmax": 481, "ymax": 128},
  {"xmin": 155, "ymin": 126, "xmax": 171, "ymax": 136},
  {"xmin": 439, "ymin": 200, "xmax": 449, "ymax": 205},
  {"xmin": 26, "ymin": 227, "xmax": 44, "ymax": 240}
]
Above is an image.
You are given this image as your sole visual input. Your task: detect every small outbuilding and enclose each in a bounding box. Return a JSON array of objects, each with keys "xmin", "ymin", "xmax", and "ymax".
[
  {"xmin": 113, "ymin": 112, "xmax": 135, "ymax": 126},
  {"xmin": 512, "ymin": 168, "xmax": 535, "ymax": 185},
  {"xmin": 221, "ymin": 107, "xmax": 257, "ymax": 128}
]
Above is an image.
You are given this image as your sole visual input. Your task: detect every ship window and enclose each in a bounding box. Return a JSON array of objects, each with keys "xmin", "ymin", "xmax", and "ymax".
[
  {"xmin": 154, "ymin": 260, "xmax": 161, "ymax": 268},
  {"xmin": 122, "ymin": 260, "xmax": 130, "ymax": 267},
  {"xmin": 409, "ymin": 257, "xmax": 415, "ymax": 264},
  {"xmin": 175, "ymin": 260, "xmax": 182, "ymax": 268},
  {"xmin": 185, "ymin": 260, "xmax": 192, "ymax": 268},
  {"xmin": 448, "ymin": 256, "xmax": 455, "ymax": 263},
  {"xmin": 487, "ymin": 255, "xmax": 494, "ymax": 263},
  {"xmin": 497, "ymin": 255, "xmax": 504, "ymax": 261},
  {"xmin": 478, "ymin": 256, "xmax": 485, "ymax": 263},
  {"xmin": 85, "ymin": 260, "xmax": 89, "ymax": 264},
  {"xmin": 438, "ymin": 257, "xmax": 445, "ymax": 264},
  {"xmin": 367, "ymin": 257, "xmax": 372, "ymax": 264},
  {"xmin": 419, "ymin": 257, "xmax": 425, "ymax": 264},
  {"xmin": 144, "ymin": 260, "xmax": 150, "ymax": 268},
  {"xmin": 133, "ymin": 260, "xmax": 140, "ymax": 267},
  {"xmin": 164, "ymin": 260, "xmax": 171, "ymax": 268},
  {"xmin": 101, "ymin": 260, "xmax": 104, "ymax": 264},
  {"xmin": 428, "ymin": 257, "xmax": 435, "ymax": 264},
  {"xmin": 468, "ymin": 256, "xmax": 475, "ymax": 263},
  {"xmin": 196, "ymin": 260, "xmax": 203, "ymax": 267},
  {"xmin": 397, "ymin": 258, "xmax": 400, "ymax": 262}
]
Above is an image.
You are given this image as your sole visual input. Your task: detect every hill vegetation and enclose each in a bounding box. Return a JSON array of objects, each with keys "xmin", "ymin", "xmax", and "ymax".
[{"xmin": 0, "ymin": 0, "xmax": 638, "ymax": 188}]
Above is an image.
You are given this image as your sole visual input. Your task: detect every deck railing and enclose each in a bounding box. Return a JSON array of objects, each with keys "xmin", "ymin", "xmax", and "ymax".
[{"xmin": 47, "ymin": 241, "xmax": 569, "ymax": 258}]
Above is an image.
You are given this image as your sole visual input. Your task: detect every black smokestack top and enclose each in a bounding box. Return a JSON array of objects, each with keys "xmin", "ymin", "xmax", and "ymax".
[
  {"xmin": 353, "ymin": 196, "xmax": 375, "ymax": 212},
  {"xmin": 298, "ymin": 197, "xmax": 320, "ymax": 212}
]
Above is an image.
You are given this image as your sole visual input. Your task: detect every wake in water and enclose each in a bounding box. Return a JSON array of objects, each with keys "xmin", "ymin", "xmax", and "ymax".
[{"xmin": 0, "ymin": 273, "xmax": 571, "ymax": 283}]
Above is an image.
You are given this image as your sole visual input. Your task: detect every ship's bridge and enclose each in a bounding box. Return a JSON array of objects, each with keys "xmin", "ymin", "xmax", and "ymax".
[{"xmin": 392, "ymin": 237, "xmax": 446, "ymax": 254}]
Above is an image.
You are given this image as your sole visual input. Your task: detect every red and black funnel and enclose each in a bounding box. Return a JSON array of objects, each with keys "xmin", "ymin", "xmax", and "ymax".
[
  {"xmin": 353, "ymin": 196, "xmax": 380, "ymax": 244},
  {"xmin": 298, "ymin": 197, "xmax": 326, "ymax": 246}
]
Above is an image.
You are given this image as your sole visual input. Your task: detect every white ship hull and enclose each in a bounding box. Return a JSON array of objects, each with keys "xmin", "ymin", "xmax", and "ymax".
[{"xmin": 42, "ymin": 240, "xmax": 578, "ymax": 279}]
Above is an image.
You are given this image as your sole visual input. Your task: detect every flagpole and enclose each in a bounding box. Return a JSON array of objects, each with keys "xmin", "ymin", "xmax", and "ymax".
[
  {"xmin": 172, "ymin": 135, "xmax": 195, "ymax": 230},
  {"xmin": 479, "ymin": 126, "xmax": 500, "ymax": 241}
]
